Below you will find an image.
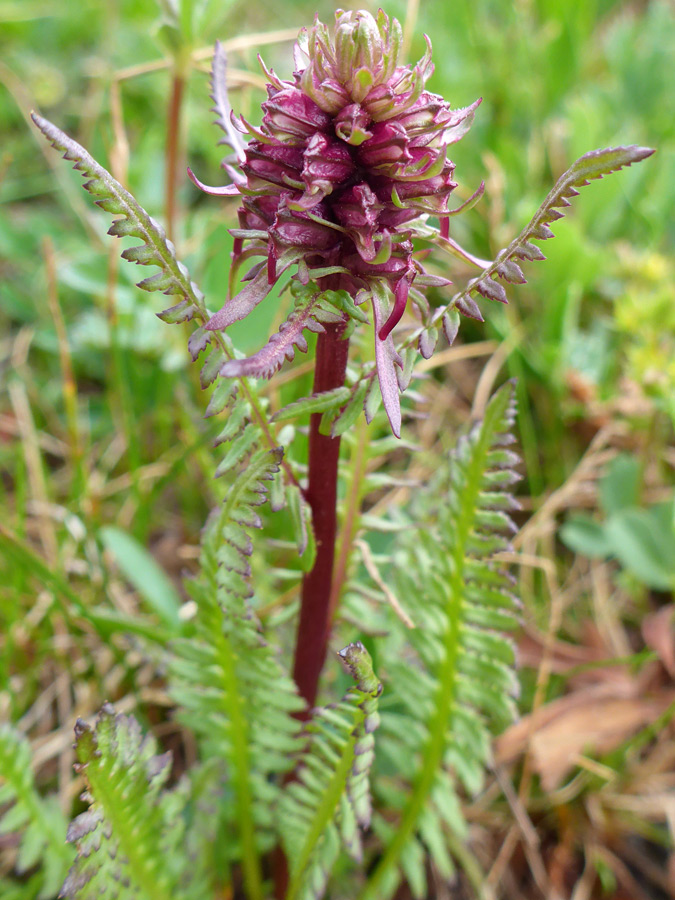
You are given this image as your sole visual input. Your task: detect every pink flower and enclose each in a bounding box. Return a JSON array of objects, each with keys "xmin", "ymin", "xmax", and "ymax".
[{"xmin": 192, "ymin": 9, "xmax": 481, "ymax": 434}]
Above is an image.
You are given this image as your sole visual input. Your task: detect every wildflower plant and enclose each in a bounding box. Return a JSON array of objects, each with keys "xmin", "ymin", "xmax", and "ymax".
[
  {"xmin": 191, "ymin": 10, "xmax": 482, "ymax": 434},
  {"xmin": 5, "ymin": 6, "xmax": 653, "ymax": 900}
]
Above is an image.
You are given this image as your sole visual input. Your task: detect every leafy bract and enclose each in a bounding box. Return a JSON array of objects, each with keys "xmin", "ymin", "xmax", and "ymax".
[{"xmin": 219, "ymin": 281, "xmax": 346, "ymax": 380}]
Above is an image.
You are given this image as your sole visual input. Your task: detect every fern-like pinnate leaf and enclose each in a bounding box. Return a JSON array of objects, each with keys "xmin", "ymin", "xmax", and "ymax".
[
  {"xmin": 271, "ymin": 387, "xmax": 353, "ymax": 423},
  {"xmin": 280, "ymin": 642, "xmax": 382, "ymax": 900},
  {"xmin": 210, "ymin": 40, "xmax": 247, "ymax": 165},
  {"xmin": 60, "ymin": 705, "xmax": 191, "ymax": 900},
  {"xmin": 169, "ymin": 447, "xmax": 304, "ymax": 900},
  {"xmin": 445, "ymin": 144, "xmax": 655, "ymax": 321},
  {"xmin": 31, "ymin": 113, "xmax": 288, "ymax": 491},
  {"xmin": 360, "ymin": 383, "xmax": 521, "ymax": 900},
  {"xmin": 31, "ymin": 113, "xmax": 213, "ymax": 331},
  {"xmin": 219, "ymin": 281, "xmax": 345, "ymax": 380},
  {"xmin": 0, "ymin": 725, "xmax": 74, "ymax": 899}
]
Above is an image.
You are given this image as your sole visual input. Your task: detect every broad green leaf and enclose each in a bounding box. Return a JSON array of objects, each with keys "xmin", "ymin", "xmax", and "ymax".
[
  {"xmin": 605, "ymin": 508, "xmax": 675, "ymax": 590},
  {"xmin": 560, "ymin": 516, "xmax": 613, "ymax": 558},
  {"xmin": 99, "ymin": 526, "xmax": 182, "ymax": 631},
  {"xmin": 599, "ymin": 454, "xmax": 641, "ymax": 515}
]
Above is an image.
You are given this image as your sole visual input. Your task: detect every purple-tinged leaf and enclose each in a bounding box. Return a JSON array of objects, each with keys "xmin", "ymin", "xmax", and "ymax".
[
  {"xmin": 455, "ymin": 295, "xmax": 484, "ymax": 322},
  {"xmin": 187, "ymin": 166, "xmax": 240, "ymax": 197},
  {"xmin": 219, "ymin": 291, "xmax": 326, "ymax": 379},
  {"xmin": 475, "ymin": 508, "xmax": 518, "ymax": 535},
  {"xmin": 232, "ymin": 502, "xmax": 263, "ymax": 532},
  {"xmin": 205, "ymin": 379, "xmax": 237, "ymax": 418},
  {"xmin": 138, "ymin": 270, "xmax": 177, "ymax": 293},
  {"xmin": 214, "ymin": 424, "xmax": 260, "ymax": 476},
  {"xmin": 205, "ymin": 267, "xmax": 275, "ymax": 331},
  {"xmin": 541, "ymin": 207, "xmax": 564, "ymax": 224},
  {"xmin": 121, "ymin": 242, "xmax": 157, "ymax": 265},
  {"xmin": 157, "ymin": 300, "xmax": 197, "ymax": 324},
  {"xmin": 513, "ymin": 241, "xmax": 546, "ymax": 262},
  {"xmin": 442, "ymin": 309, "xmax": 460, "ymax": 346},
  {"xmin": 221, "ymin": 521, "xmax": 254, "ymax": 557},
  {"xmin": 418, "ymin": 327, "xmax": 438, "ymax": 359},
  {"xmin": 66, "ymin": 809, "xmax": 102, "ymax": 843},
  {"xmin": 218, "ymin": 541, "xmax": 251, "ymax": 576},
  {"xmin": 529, "ymin": 222, "xmax": 555, "ymax": 241},
  {"xmin": 433, "ymin": 144, "xmax": 654, "ymax": 333},
  {"xmin": 214, "ymin": 402, "xmax": 247, "ymax": 445},
  {"xmin": 200, "ymin": 348, "xmax": 226, "ymax": 388},
  {"xmin": 474, "ymin": 277, "xmax": 508, "ymax": 304},
  {"xmin": 496, "ymin": 260, "xmax": 526, "ymax": 284},
  {"xmin": 517, "ymin": 145, "xmax": 655, "ymax": 250},
  {"xmin": 210, "ymin": 41, "xmax": 248, "ymax": 164},
  {"xmin": 371, "ymin": 286, "xmax": 403, "ymax": 437},
  {"xmin": 187, "ymin": 326, "xmax": 211, "ymax": 361},
  {"xmin": 32, "ymin": 113, "xmax": 208, "ymax": 322}
]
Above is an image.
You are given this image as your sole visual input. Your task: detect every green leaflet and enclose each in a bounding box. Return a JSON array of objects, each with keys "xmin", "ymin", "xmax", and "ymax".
[
  {"xmin": 272, "ymin": 387, "xmax": 353, "ymax": 423},
  {"xmin": 361, "ymin": 383, "xmax": 521, "ymax": 900},
  {"xmin": 280, "ymin": 642, "xmax": 382, "ymax": 900},
  {"xmin": 324, "ymin": 380, "xmax": 369, "ymax": 438},
  {"xmin": 60, "ymin": 706, "xmax": 190, "ymax": 900},
  {"xmin": 287, "ymin": 483, "xmax": 317, "ymax": 569},
  {"xmin": 0, "ymin": 726, "xmax": 73, "ymax": 900}
]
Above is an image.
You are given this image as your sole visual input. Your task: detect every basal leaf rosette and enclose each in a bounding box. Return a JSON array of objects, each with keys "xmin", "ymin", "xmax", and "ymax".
[{"xmin": 192, "ymin": 9, "xmax": 481, "ymax": 435}]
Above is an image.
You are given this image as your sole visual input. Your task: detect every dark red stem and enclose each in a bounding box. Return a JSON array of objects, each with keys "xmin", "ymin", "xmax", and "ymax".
[
  {"xmin": 292, "ymin": 320, "xmax": 350, "ymax": 711},
  {"xmin": 274, "ymin": 319, "xmax": 350, "ymax": 898}
]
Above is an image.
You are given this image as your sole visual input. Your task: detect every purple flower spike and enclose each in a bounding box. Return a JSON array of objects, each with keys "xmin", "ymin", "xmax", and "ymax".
[{"xmin": 191, "ymin": 10, "xmax": 481, "ymax": 433}]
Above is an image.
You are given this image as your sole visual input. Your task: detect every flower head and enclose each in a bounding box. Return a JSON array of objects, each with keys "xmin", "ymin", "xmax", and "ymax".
[{"xmin": 191, "ymin": 9, "xmax": 481, "ymax": 434}]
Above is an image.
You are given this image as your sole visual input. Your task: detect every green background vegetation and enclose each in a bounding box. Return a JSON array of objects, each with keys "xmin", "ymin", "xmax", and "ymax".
[{"xmin": 1, "ymin": 1, "xmax": 674, "ymax": 897}]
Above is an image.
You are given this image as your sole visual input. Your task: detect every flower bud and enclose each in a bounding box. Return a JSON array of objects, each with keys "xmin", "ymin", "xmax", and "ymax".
[
  {"xmin": 297, "ymin": 134, "xmax": 355, "ymax": 208},
  {"xmin": 261, "ymin": 87, "xmax": 331, "ymax": 143},
  {"xmin": 241, "ymin": 141, "xmax": 303, "ymax": 189},
  {"xmin": 334, "ymin": 103, "xmax": 373, "ymax": 146},
  {"xmin": 358, "ymin": 121, "xmax": 411, "ymax": 171},
  {"xmin": 334, "ymin": 10, "xmax": 384, "ymax": 90}
]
